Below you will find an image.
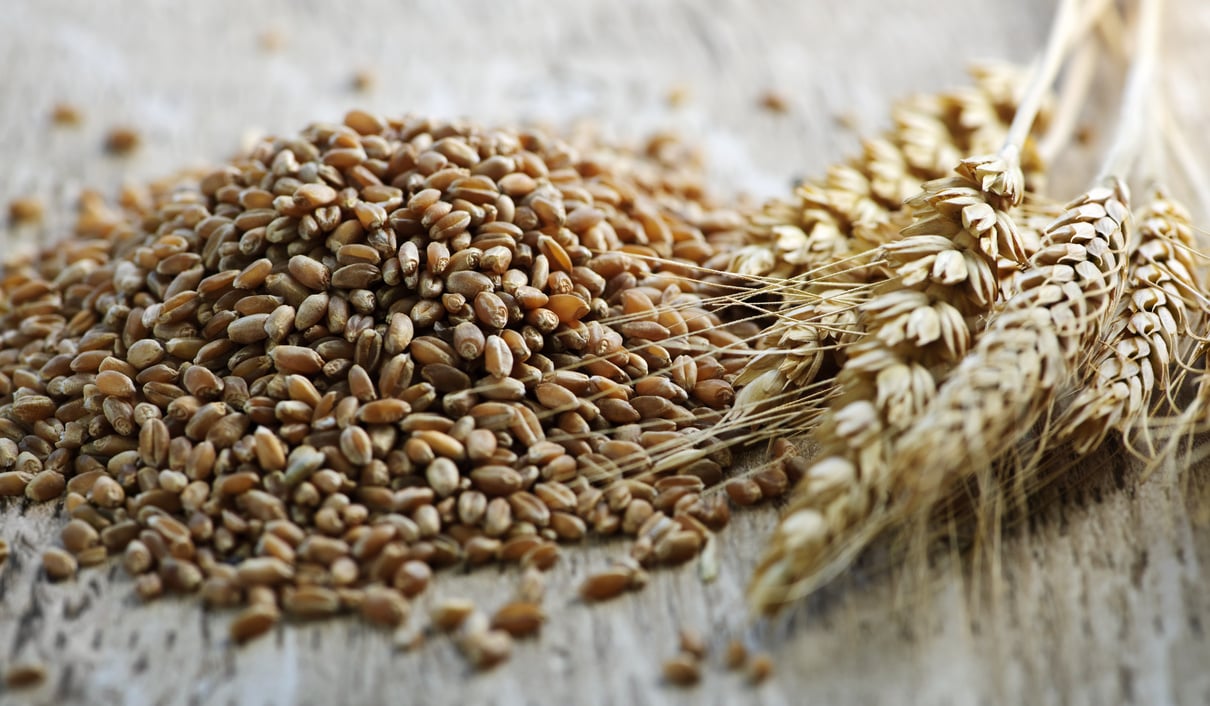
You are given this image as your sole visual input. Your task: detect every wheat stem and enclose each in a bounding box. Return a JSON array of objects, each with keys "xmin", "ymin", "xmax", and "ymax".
[
  {"xmin": 1160, "ymin": 98, "xmax": 1210, "ymax": 223},
  {"xmin": 1097, "ymin": 0, "xmax": 1164, "ymax": 182},
  {"xmin": 1038, "ymin": 31, "xmax": 1100, "ymax": 166},
  {"xmin": 1002, "ymin": 0, "xmax": 1084, "ymax": 156}
]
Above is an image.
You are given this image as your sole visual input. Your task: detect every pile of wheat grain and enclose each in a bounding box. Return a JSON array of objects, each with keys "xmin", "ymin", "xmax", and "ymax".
[{"xmin": 0, "ymin": 112, "xmax": 785, "ymax": 668}]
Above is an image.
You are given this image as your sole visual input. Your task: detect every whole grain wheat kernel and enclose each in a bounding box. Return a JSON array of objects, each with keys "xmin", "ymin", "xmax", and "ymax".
[
  {"xmin": 104, "ymin": 126, "xmax": 140, "ymax": 155},
  {"xmin": 5, "ymin": 663, "xmax": 47, "ymax": 689},
  {"xmin": 8, "ymin": 196, "xmax": 44, "ymax": 224},
  {"xmin": 661, "ymin": 653, "xmax": 701, "ymax": 687}
]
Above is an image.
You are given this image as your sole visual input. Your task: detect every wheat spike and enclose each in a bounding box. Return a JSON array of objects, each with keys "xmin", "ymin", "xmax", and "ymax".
[
  {"xmin": 749, "ymin": 182, "xmax": 1131, "ymax": 613},
  {"xmin": 739, "ymin": 154, "xmax": 1041, "ymax": 612},
  {"xmin": 731, "ymin": 63, "xmax": 1044, "ymax": 284},
  {"xmin": 1057, "ymin": 190, "xmax": 1203, "ymax": 454},
  {"xmin": 729, "ymin": 65, "xmax": 1049, "ymax": 427},
  {"xmin": 745, "ymin": 0, "xmax": 1159, "ymax": 615}
]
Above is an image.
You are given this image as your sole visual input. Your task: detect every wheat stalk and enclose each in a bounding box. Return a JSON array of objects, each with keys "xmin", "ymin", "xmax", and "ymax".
[{"xmin": 1056, "ymin": 190, "xmax": 1203, "ymax": 454}]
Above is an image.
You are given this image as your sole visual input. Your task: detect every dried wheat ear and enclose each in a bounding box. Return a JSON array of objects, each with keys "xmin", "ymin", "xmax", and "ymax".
[{"xmin": 740, "ymin": 0, "xmax": 1205, "ymax": 615}]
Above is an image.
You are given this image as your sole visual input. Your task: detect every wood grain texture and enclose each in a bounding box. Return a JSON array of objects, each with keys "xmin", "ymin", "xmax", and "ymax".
[{"xmin": 1, "ymin": 1, "xmax": 1209, "ymax": 705}]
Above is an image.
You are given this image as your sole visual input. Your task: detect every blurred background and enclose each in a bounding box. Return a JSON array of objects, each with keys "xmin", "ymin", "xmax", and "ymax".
[{"xmin": 1, "ymin": 0, "xmax": 1065, "ymax": 236}]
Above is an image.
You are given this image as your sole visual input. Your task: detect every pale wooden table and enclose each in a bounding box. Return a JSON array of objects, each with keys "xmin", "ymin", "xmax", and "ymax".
[{"xmin": 2, "ymin": 2, "xmax": 1209, "ymax": 705}]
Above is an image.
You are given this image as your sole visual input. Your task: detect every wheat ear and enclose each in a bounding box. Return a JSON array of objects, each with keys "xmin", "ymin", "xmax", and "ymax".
[
  {"xmin": 729, "ymin": 65, "xmax": 1049, "ymax": 437},
  {"xmin": 1057, "ymin": 190, "xmax": 1202, "ymax": 453},
  {"xmin": 747, "ymin": 0, "xmax": 1147, "ymax": 614}
]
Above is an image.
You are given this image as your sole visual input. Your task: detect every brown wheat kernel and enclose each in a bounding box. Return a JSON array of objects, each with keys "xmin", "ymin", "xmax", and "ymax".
[
  {"xmin": 394, "ymin": 560, "xmax": 431, "ymax": 597},
  {"xmin": 678, "ymin": 628, "xmax": 706, "ymax": 660},
  {"xmin": 5, "ymin": 663, "xmax": 47, "ymax": 689},
  {"xmin": 230, "ymin": 603, "xmax": 280, "ymax": 644},
  {"xmin": 122, "ymin": 540, "xmax": 153, "ymax": 575},
  {"xmin": 752, "ymin": 468, "xmax": 789, "ymax": 500},
  {"xmin": 236, "ymin": 556, "xmax": 294, "ymax": 586},
  {"xmin": 520, "ymin": 541, "xmax": 559, "ymax": 571},
  {"xmin": 8, "ymin": 196, "xmax": 44, "ymax": 224},
  {"xmin": 0, "ymin": 471, "xmax": 32, "ymax": 496},
  {"xmin": 653, "ymin": 530, "xmax": 704, "ymax": 565},
  {"xmin": 431, "ymin": 598, "xmax": 476, "ymax": 632},
  {"xmin": 283, "ymin": 585, "xmax": 341, "ymax": 617},
  {"xmin": 516, "ymin": 567, "xmax": 545, "ymax": 603},
  {"xmin": 361, "ymin": 586, "xmax": 410, "ymax": 628},
  {"xmin": 724, "ymin": 478, "xmax": 763, "ymax": 506},
  {"xmin": 76, "ymin": 545, "xmax": 109, "ymax": 567},
  {"xmin": 425, "ymin": 457, "xmax": 461, "ymax": 498},
  {"xmin": 42, "ymin": 548, "xmax": 77, "ymax": 581},
  {"xmin": 50, "ymin": 102, "xmax": 82, "ymax": 125},
  {"xmin": 61, "ymin": 518, "xmax": 100, "ymax": 554},
  {"xmin": 579, "ymin": 568, "xmax": 632, "ymax": 602},
  {"xmin": 161, "ymin": 558, "xmax": 204, "ymax": 593},
  {"xmin": 339, "ymin": 426, "xmax": 374, "ymax": 466},
  {"xmin": 25, "ymin": 470, "xmax": 66, "ymax": 502},
  {"xmin": 104, "ymin": 126, "xmax": 140, "ymax": 155},
  {"xmin": 748, "ymin": 653, "xmax": 774, "ymax": 684},
  {"xmin": 662, "ymin": 653, "xmax": 701, "ymax": 686},
  {"xmin": 490, "ymin": 601, "xmax": 545, "ymax": 638},
  {"xmin": 352, "ymin": 68, "xmax": 377, "ymax": 92},
  {"xmin": 758, "ymin": 90, "xmax": 789, "ymax": 113},
  {"xmin": 0, "ymin": 538, "xmax": 8, "ymax": 565}
]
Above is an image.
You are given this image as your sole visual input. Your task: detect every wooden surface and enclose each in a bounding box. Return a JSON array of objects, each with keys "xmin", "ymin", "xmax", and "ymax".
[{"xmin": 2, "ymin": 1, "xmax": 1210, "ymax": 704}]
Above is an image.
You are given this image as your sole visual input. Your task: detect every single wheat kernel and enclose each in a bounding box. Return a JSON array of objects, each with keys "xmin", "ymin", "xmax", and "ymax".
[
  {"xmin": 662, "ymin": 653, "xmax": 701, "ymax": 686},
  {"xmin": 490, "ymin": 601, "xmax": 545, "ymax": 638},
  {"xmin": 579, "ymin": 568, "xmax": 631, "ymax": 602},
  {"xmin": 8, "ymin": 196, "xmax": 44, "ymax": 224},
  {"xmin": 431, "ymin": 598, "xmax": 476, "ymax": 632},
  {"xmin": 352, "ymin": 68, "xmax": 377, "ymax": 92},
  {"xmin": 42, "ymin": 548, "xmax": 77, "ymax": 581},
  {"xmin": 25, "ymin": 470, "xmax": 66, "ymax": 502},
  {"xmin": 61, "ymin": 518, "xmax": 100, "ymax": 554},
  {"xmin": 748, "ymin": 653, "xmax": 774, "ymax": 684},
  {"xmin": 230, "ymin": 604, "xmax": 280, "ymax": 644},
  {"xmin": 50, "ymin": 102, "xmax": 83, "ymax": 125},
  {"xmin": 678, "ymin": 628, "xmax": 706, "ymax": 660},
  {"xmin": 104, "ymin": 126, "xmax": 140, "ymax": 155},
  {"xmin": 758, "ymin": 90, "xmax": 789, "ymax": 113},
  {"xmin": 5, "ymin": 663, "xmax": 47, "ymax": 689},
  {"xmin": 360, "ymin": 586, "xmax": 410, "ymax": 628}
]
